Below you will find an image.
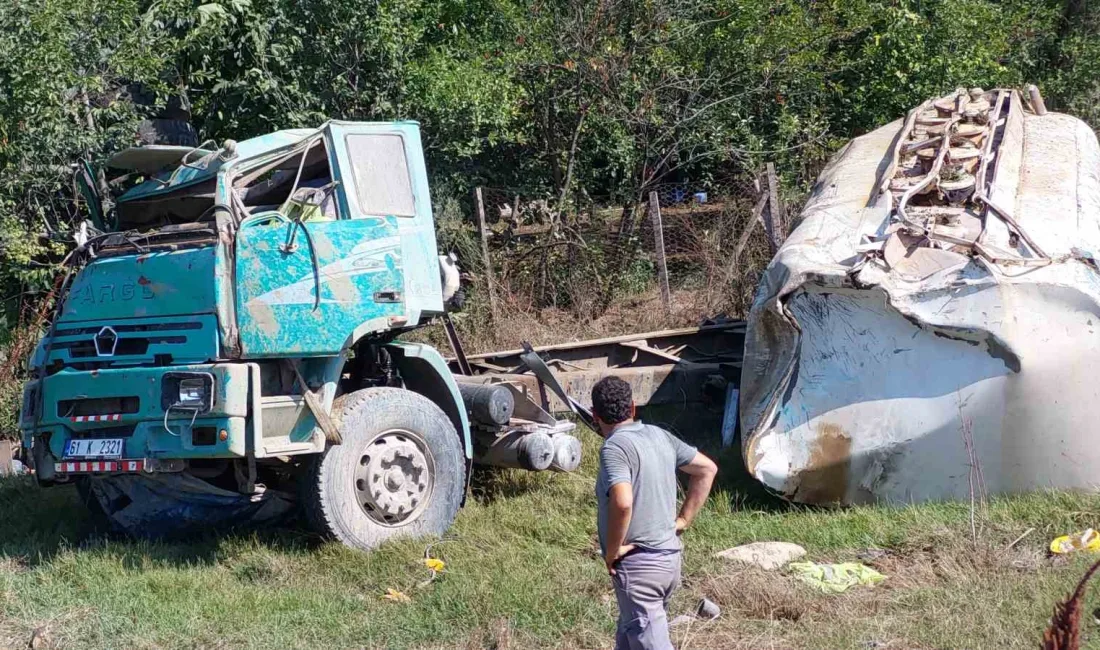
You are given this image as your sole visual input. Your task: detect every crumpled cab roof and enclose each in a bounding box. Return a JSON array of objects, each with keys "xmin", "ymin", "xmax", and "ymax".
[{"xmin": 116, "ymin": 128, "xmax": 317, "ymax": 204}]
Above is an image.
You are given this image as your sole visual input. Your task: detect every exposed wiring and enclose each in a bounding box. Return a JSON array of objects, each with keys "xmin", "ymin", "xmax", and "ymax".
[
  {"xmin": 288, "ymin": 139, "xmax": 316, "ymax": 199},
  {"xmin": 282, "ymin": 217, "xmax": 323, "ymax": 311},
  {"xmin": 161, "ymin": 404, "xmax": 200, "ymax": 437}
]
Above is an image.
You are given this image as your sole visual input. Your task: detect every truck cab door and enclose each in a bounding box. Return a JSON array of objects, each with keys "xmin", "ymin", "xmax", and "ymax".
[{"xmin": 234, "ymin": 122, "xmax": 442, "ymax": 357}]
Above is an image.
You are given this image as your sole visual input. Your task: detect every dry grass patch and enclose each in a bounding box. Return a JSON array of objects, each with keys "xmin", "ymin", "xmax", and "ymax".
[
  {"xmin": 0, "ymin": 607, "xmax": 98, "ymax": 650},
  {"xmin": 0, "ymin": 557, "xmax": 27, "ymax": 575},
  {"xmin": 696, "ymin": 567, "xmax": 828, "ymax": 622},
  {"xmin": 677, "ymin": 526, "xmax": 1085, "ymax": 649}
]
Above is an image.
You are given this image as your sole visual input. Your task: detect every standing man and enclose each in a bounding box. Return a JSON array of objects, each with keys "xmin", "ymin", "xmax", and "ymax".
[{"xmin": 592, "ymin": 376, "xmax": 718, "ymax": 650}]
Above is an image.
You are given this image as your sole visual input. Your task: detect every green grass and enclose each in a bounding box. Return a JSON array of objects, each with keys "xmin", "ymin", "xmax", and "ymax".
[{"xmin": 2, "ymin": 431, "xmax": 1100, "ymax": 649}]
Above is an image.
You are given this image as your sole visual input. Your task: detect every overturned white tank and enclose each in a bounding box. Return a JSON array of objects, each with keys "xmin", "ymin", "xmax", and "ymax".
[{"xmin": 740, "ymin": 88, "xmax": 1100, "ymax": 505}]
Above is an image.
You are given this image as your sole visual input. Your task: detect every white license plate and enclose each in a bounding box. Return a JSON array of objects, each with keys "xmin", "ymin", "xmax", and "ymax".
[{"xmin": 65, "ymin": 438, "xmax": 124, "ymax": 459}]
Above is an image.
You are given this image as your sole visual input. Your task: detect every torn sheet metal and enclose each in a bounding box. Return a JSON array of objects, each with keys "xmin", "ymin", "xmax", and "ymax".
[{"xmin": 740, "ymin": 88, "xmax": 1100, "ymax": 505}]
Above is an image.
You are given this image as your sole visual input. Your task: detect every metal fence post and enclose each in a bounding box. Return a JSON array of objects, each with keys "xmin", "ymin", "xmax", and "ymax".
[
  {"xmin": 474, "ymin": 187, "xmax": 500, "ymax": 320},
  {"xmin": 648, "ymin": 191, "xmax": 671, "ymax": 313}
]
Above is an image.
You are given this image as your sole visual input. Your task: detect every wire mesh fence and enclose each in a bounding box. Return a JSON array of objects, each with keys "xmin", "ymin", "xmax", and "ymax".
[{"xmin": 453, "ymin": 171, "xmax": 794, "ymax": 336}]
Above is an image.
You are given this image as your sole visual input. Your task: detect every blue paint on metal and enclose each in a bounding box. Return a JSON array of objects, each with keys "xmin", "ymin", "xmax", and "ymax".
[
  {"xmin": 235, "ymin": 215, "xmax": 404, "ymax": 356},
  {"xmin": 326, "ymin": 122, "xmax": 443, "ymax": 319},
  {"xmin": 233, "ymin": 122, "xmax": 442, "ymax": 357},
  {"xmin": 25, "ymin": 120, "xmax": 461, "ymax": 473},
  {"xmin": 61, "ymin": 247, "xmax": 217, "ymax": 322},
  {"xmin": 386, "ymin": 342, "xmax": 472, "ymax": 458},
  {"xmin": 37, "ymin": 314, "xmax": 219, "ymax": 368},
  {"xmin": 24, "ymin": 362, "xmax": 253, "ymax": 460},
  {"xmin": 213, "ymin": 167, "xmax": 238, "ymax": 355}
]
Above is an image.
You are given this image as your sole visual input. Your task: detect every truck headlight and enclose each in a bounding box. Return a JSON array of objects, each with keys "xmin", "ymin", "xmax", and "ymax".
[
  {"xmin": 178, "ymin": 378, "xmax": 207, "ymax": 407},
  {"xmin": 161, "ymin": 372, "xmax": 214, "ymax": 414}
]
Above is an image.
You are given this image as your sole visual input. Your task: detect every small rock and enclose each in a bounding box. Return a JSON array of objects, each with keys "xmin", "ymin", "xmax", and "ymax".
[
  {"xmin": 856, "ymin": 548, "xmax": 888, "ymax": 562},
  {"xmin": 670, "ymin": 615, "xmax": 696, "ymax": 628},
  {"xmin": 715, "ymin": 541, "xmax": 807, "ymax": 570},
  {"xmin": 29, "ymin": 626, "xmax": 51, "ymax": 650},
  {"xmin": 696, "ymin": 597, "xmax": 721, "ymax": 620}
]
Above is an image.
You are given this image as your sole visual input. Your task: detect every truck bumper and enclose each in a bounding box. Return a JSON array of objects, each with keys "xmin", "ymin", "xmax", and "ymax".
[{"xmin": 21, "ymin": 363, "xmax": 257, "ymax": 470}]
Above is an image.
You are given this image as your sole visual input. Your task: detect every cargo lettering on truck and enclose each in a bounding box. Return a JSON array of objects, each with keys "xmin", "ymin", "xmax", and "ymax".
[{"xmin": 75, "ymin": 282, "xmax": 155, "ymax": 305}]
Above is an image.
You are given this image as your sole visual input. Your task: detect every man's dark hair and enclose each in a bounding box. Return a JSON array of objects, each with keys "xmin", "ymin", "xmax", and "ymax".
[{"xmin": 592, "ymin": 376, "xmax": 633, "ymax": 425}]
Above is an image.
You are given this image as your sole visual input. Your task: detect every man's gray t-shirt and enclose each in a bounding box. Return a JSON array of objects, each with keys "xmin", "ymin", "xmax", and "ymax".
[{"xmin": 596, "ymin": 421, "xmax": 698, "ymax": 555}]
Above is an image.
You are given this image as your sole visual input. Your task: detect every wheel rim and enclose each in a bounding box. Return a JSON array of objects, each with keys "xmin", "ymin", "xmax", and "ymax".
[{"xmin": 354, "ymin": 428, "xmax": 435, "ymax": 526}]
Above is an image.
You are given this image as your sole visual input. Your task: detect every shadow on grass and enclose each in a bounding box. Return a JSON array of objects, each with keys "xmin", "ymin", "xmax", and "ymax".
[
  {"xmin": 0, "ymin": 475, "xmax": 318, "ymax": 569},
  {"xmin": 707, "ymin": 441, "xmax": 791, "ymax": 512},
  {"xmin": 462, "ymin": 401, "xmax": 793, "ymax": 513},
  {"xmin": 643, "ymin": 403, "xmax": 791, "ymax": 514},
  {"xmin": 467, "ymin": 464, "xmax": 557, "ymax": 504}
]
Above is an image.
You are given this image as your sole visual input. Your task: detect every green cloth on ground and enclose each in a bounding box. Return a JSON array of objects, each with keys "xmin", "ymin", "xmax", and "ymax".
[{"xmin": 787, "ymin": 561, "xmax": 885, "ymax": 593}]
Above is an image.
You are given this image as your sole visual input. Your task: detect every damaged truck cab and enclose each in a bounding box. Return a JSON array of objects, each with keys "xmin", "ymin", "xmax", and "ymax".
[{"xmin": 21, "ymin": 122, "xmax": 480, "ymax": 548}]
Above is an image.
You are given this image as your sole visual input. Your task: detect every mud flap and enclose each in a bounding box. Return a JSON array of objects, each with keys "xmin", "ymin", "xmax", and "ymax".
[{"xmin": 86, "ymin": 473, "xmax": 294, "ymax": 540}]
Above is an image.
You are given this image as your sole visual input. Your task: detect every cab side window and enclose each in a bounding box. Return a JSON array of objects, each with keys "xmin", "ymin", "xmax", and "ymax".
[{"xmin": 345, "ymin": 134, "xmax": 415, "ymax": 218}]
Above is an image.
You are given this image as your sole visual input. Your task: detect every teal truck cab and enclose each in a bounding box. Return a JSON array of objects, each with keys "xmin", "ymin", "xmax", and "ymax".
[{"xmin": 20, "ymin": 122, "xmax": 580, "ymax": 549}]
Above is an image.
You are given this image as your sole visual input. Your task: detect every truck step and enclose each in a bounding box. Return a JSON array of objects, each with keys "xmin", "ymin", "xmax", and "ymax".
[{"xmin": 260, "ymin": 437, "xmax": 322, "ymax": 457}]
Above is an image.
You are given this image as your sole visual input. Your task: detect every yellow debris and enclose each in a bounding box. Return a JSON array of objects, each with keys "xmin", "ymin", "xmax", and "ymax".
[
  {"xmin": 382, "ymin": 588, "xmax": 411, "ymax": 603},
  {"xmin": 1050, "ymin": 529, "xmax": 1100, "ymax": 555},
  {"xmin": 424, "ymin": 558, "xmax": 445, "ymax": 572}
]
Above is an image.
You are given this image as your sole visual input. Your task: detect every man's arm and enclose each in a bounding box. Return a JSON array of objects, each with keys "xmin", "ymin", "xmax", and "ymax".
[
  {"xmin": 604, "ymin": 482, "xmax": 634, "ymax": 575},
  {"xmin": 675, "ymin": 451, "xmax": 718, "ymax": 533}
]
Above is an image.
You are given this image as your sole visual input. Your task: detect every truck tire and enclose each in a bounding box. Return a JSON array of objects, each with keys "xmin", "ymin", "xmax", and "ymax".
[
  {"xmin": 136, "ymin": 118, "xmax": 199, "ymax": 147},
  {"xmin": 301, "ymin": 387, "xmax": 465, "ymax": 551}
]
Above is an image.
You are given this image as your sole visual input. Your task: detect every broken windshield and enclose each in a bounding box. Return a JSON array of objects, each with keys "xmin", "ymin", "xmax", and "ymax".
[
  {"xmin": 232, "ymin": 137, "xmax": 335, "ymax": 219},
  {"xmin": 114, "ymin": 177, "xmax": 217, "ymax": 232}
]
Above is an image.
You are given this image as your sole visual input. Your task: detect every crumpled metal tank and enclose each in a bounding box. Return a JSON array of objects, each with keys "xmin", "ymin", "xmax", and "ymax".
[{"xmin": 740, "ymin": 88, "xmax": 1100, "ymax": 505}]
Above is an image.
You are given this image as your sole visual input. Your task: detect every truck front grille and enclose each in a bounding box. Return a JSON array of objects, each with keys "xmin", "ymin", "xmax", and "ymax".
[
  {"xmin": 44, "ymin": 317, "xmax": 216, "ymax": 369},
  {"xmin": 57, "ymin": 396, "xmax": 140, "ymax": 418},
  {"xmin": 69, "ymin": 425, "xmax": 136, "ymax": 439}
]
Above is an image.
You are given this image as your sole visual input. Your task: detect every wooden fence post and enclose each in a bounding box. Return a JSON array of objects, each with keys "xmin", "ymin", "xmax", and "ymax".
[
  {"xmin": 0, "ymin": 440, "xmax": 12, "ymax": 477},
  {"xmin": 648, "ymin": 191, "xmax": 671, "ymax": 313},
  {"xmin": 474, "ymin": 187, "xmax": 499, "ymax": 320},
  {"xmin": 764, "ymin": 162, "xmax": 784, "ymax": 252}
]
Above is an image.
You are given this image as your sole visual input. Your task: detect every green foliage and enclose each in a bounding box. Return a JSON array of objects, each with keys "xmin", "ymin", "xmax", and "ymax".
[
  {"xmin": 0, "ymin": 0, "xmax": 1096, "ymax": 312},
  {"xmin": 0, "ymin": 1, "xmax": 161, "ymax": 298}
]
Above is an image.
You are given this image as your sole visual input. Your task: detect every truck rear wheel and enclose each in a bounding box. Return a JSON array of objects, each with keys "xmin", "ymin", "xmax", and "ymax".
[{"xmin": 301, "ymin": 388, "xmax": 465, "ymax": 551}]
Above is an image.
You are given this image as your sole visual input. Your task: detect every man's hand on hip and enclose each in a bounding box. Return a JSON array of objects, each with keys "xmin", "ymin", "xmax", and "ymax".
[
  {"xmin": 604, "ymin": 544, "xmax": 636, "ymax": 576},
  {"xmin": 676, "ymin": 451, "xmax": 718, "ymax": 536}
]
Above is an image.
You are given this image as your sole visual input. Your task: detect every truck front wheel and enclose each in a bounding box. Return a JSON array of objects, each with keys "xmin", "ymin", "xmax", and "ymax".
[{"xmin": 301, "ymin": 387, "xmax": 465, "ymax": 551}]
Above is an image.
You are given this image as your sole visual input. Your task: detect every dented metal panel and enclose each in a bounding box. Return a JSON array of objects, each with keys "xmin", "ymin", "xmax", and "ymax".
[
  {"xmin": 61, "ymin": 247, "xmax": 217, "ymax": 323},
  {"xmin": 233, "ymin": 121, "xmax": 442, "ymax": 357},
  {"xmin": 28, "ymin": 362, "xmax": 254, "ymax": 460},
  {"xmin": 234, "ymin": 215, "xmax": 404, "ymax": 356},
  {"xmin": 118, "ymin": 128, "xmax": 316, "ymax": 203},
  {"xmin": 741, "ymin": 88, "xmax": 1100, "ymax": 504}
]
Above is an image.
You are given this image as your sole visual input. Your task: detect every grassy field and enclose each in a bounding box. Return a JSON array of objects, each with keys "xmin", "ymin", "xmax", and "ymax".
[{"xmin": 1, "ymin": 429, "xmax": 1098, "ymax": 649}]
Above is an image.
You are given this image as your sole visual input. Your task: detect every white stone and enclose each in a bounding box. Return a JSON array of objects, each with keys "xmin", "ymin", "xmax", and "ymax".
[{"xmin": 715, "ymin": 541, "xmax": 807, "ymax": 570}]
